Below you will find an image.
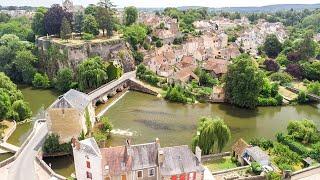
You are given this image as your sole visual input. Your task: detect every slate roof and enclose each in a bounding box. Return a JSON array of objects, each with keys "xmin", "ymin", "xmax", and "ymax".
[
  {"xmin": 101, "ymin": 146, "xmax": 132, "ymax": 176},
  {"xmin": 159, "ymin": 145, "xmax": 204, "ymax": 176},
  {"xmin": 128, "ymin": 142, "xmax": 159, "ymax": 170},
  {"xmin": 79, "ymin": 138, "xmax": 101, "ymax": 157},
  {"xmin": 51, "ymin": 89, "xmax": 90, "ymax": 112},
  {"xmin": 244, "ymin": 146, "xmax": 270, "ymax": 166}
]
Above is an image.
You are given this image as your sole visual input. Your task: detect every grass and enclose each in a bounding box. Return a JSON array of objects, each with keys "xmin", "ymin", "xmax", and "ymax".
[
  {"xmin": 7, "ymin": 121, "xmax": 32, "ymax": 146},
  {"xmin": 204, "ymin": 156, "xmax": 237, "ymax": 172},
  {"xmin": 0, "ymin": 152, "xmax": 14, "ymax": 162}
]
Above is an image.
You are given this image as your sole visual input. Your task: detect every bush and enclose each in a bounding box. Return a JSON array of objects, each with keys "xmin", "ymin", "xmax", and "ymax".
[
  {"xmin": 132, "ymin": 51, "xmax": 144, "ymax": 64},
  {"xmin": 264, "ymin": 59, "xmax": 280, "ymax": 72},
  {"xmin": 269, "ymin": 72, "xmax": 293, "ymax": 85},
  {"xmin": 250, "ymin": 162, "xmax": 262, "ymax": 175},
  {"xmin": 249, "ymin": 137, "xmax": 274, "ymax": 150},
  {"xmin": 258, "ymin": 97, "xmax": 278, "ymax": 106},
  {"xmin": 276, "ymin": 53, "xmax": 289, "ymax": 66},
  {"xmin": 136, "ymin": 64, "xmax": 160, "ymax": 86},
  {"xmin": 54, "ymin": 68, "xmax": 74, "ymax": 92},
  {"xmin": 42, "ymin": 134, "xmax": 72, "ymax": 154},
  {"xmin": 164, "ymin": 85, "xmax": 192, "ymax": 104},
  {"xmin": 155, "ymin": 39, "xmax": 163, "ymax": 47},
  {"xmin": 285, "ymin": 64, "xmax": 303, "ymax": 79},
  {"xmin": 82, "ymin": 33, "xmax": 94, "ymax": 41},
  {"xmin": 11, "ymin": 100, "xmax": 32, "ymax": 121},
  {"xmin": 173, "ymin": 37, "xmax": 183, "ymax": 45},
  {"xmin": 277, "ymin": 133, "xmax": 310, "ymax": 157},
  {"xmin": 32, "ymin": 73, "xmax": 50, "ymax": 88},
  {"xmin": 297, "ymin": 91, "xmax": 309, "ymax": 104},
  {"xmin": 301, "ymin": 62, "xmax": 320, "ymax": 81},
  {"xmin": 307, "ymin": 81, "xmax": 320, "ymax": 96},
  {"xmin": 267, "ymin": 172, "xmax": 282, "ymax": 180}
]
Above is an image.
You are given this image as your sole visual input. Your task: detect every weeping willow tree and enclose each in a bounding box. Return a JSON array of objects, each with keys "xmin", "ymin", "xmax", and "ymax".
[
  {"xmin": 192, "ymin": 117, "xmax": 231, "ymax": 155},
  {"xmin": 77, "ymin": 56, "xmax": 108, "ymax": 91}
]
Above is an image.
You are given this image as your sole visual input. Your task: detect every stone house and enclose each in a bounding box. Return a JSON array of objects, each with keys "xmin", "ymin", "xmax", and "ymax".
[
  {"xmin": 169, "ymin": 66, "xmax": 199, "ymax": 85},
  {"xmin": 203, "ymin": 59, "xmax": 229, "ymax": 77},
  {"xmin": 46, "ymin": 89, "xmax": 95, "ymax": 143},
  {"xmin": 232, "ymin": 138, "xmax": 250, "ymax": 166},
  {"xmin": 72, "ymin": 138, "xmax": 205, "ymax": 180},
  {"xmin": 158, "ymin": 145, "xmax": 205, "ymax": 180}
]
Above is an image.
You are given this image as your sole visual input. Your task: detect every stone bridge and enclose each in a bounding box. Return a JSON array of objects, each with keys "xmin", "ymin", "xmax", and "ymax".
[{"xmin": 88, "ymin": 71, "xmax": 159, "ymax": 107}]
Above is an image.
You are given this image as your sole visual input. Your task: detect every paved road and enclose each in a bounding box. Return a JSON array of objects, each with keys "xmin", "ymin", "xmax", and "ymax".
[
  {"xmin": 291, "ymin": 166, "xmax": 320, "ymax": 180},
  {"xmin": 6, "ymin": 121, "xmax": 48, "ymax": 180}
]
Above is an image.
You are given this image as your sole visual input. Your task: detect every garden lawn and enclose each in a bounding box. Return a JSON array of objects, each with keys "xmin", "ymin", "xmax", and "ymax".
[{"xmin": 204, "ymin": 156, "xmax": 237, "ymax": 172}]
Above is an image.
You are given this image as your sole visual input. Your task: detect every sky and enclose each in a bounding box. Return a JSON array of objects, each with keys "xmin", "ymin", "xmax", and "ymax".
[{"xmin": 1, "ymin": 0, "xmax": 320, "ymax": 8}]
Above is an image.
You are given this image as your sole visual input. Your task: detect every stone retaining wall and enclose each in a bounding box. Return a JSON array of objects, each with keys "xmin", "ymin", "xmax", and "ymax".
[
  {"xmin": 201, "ymin": 152, "xmax": 230, "ymax": 162},
  {"xmin": 36, "ymin": 152, "xmax": 66, "ymax": 180},
  {"xmin": 2, "ymin": 121, "xmax": 16, "ymax": 142},
  {"xmin": 128, "ymin": 79, "xmax": 159, "ymax": 96}
]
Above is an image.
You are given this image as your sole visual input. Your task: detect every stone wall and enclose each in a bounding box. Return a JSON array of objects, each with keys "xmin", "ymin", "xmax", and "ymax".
[{"xmin": 36, "ymin": 37, "xmax": 135, "ymax": 77}]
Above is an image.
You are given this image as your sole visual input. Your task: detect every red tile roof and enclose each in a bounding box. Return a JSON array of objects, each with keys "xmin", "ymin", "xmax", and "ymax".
[{"xmin": 203, "ymin": 59, "xmax": 229, "ymax": 75}]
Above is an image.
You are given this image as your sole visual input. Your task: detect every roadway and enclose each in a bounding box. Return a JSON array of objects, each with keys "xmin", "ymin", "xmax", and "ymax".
[{"xmin": 6, "ymin": 121, "xmax": 48, "ymax": 180}]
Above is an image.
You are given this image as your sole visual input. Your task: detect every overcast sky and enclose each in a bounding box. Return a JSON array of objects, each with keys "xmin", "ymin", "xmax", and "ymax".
[{"xmin": 1, "ymin": 0, "xmax": 320, "ymax": 8}]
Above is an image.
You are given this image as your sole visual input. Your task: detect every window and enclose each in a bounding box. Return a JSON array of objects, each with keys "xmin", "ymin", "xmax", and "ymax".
[
  {"xmin": 148, "ymin": 168, "xmax": 155, "ymax": 177},
  {"xmin": 137, "ymin": 170, "xmax": 143, "ymax": 178},
  {"xmin": 86, "ymin": 171, "xmax": 92, "ymax": 179},
  {"xmin": 86, "ymin": 161, "xmax": 91, "ymax": 169},
  {"xmin": 188, "ymin": 172, "xmax": 196, "ymax": 180}
]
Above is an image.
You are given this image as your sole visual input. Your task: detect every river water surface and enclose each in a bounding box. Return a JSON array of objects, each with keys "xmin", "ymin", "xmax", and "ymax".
[{"xmin": 104, "ymin": 91, "xmax": 320, "ymax": 149}]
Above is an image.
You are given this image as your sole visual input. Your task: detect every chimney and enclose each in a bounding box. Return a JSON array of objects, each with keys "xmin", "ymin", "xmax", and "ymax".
[
  {"xmin": 158, "ymin": 150, "xmax": 164, "ymax": 165},
  {"xmin": 195, "ymin": 146, "xmax": 202, "ymax": 163},
  {"xmin": 71, "ymin": 137, "xmax": 81, "ymax": 150}
]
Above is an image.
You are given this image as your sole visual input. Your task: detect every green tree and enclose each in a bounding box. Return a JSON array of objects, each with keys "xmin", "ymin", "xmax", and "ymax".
[
  {"xmin": 0, "ymin": 12, "xmax": 11, "ymax": 23},
  {"xmin": 301, "ymin": 61, "xmax": 320, "ymax": 81},
  {"xmin": 123, "ymin": 24, "xmax": 147, "ymax": 49},
  {"xmin": 263, "ymin": 34, "xmax": 282, "ymax": 58},
  {"xmin": 13, "ymin": 50, "xmax": 37, "ymax": 84},
  {"xmin": 106, "ymin": 62, "xmax": 122, "ymax": 81},
  {"xmin": 225, "ymin": 54, "xmax": 264, "ymax": 109},
  {"xmin": 31, "ymin": 7, "xmax": 47, "ymax": 36},
  {"xmin": 192, "ymin": 117, "xmax": 231, "ymax": 154},
  {"xmin": 124, "ymin": 6, "xmax": 138, "ymax": 26},
  {"xmin": 60, "ymin": 17, "xmax": 72, "ymax": 40},
  {"xmin": 0, "ymin": 89, "xmax": 11, "ymax": 120},
  {"xmin": 82, "ymin": 14, "xmax": 99, "ymax": 36},
  {"xmin": 77, "ymin": 56, "xmax": 108, "ymax": 91},
  {"xmin": 55, "ymin": 68, "xmax": 74, "ymax": 92},
  {"xmin": 74, "ymin": 12, "xmax": 84, "ymax": 35},
  {"xmin": 12, "ymin": 100, "xmax": 32, "ymax": 121},
  {"xmin": 32, "ymin": 73, "xmax": 50, "ymax": 88},
  {"xmin": 293, "ymin": 31, "xmax": 317, "ymax": 60}
]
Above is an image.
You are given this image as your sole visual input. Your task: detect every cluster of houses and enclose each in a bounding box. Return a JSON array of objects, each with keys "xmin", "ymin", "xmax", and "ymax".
[
  {"xmin": 236, "ymin": 20, "xmax": 287, "ymax": 56},
  {"xmin": 144, "ymin": 32, "xmax": 239, "ymax": 86},
  {"xmin": 193, "ymin": 17, "xmax": 250, "ymax": 33},
  {"xmin": 72, "ymin": 138, "xmax": 208, "ymax": 180}
]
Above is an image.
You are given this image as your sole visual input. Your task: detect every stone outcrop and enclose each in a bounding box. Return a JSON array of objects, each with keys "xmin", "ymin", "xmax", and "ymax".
[{"xmin": 36, "ymin": 37, "xmax": 135, "ymax": 77}]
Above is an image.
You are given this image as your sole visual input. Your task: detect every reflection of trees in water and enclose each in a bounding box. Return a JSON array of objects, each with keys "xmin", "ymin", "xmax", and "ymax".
[
  {"xmin": 217, "ymin": 103, "xmax": 259, "ymax": 118},
  {"xmin": 134, "ymin": 119, "xmax": 195, "ymax": 131}
]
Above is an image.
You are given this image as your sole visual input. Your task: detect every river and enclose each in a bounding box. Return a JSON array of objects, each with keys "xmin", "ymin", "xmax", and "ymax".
[
  {"xmin": 9, "ymin": 87, "xmax": 320, "ymax": 177},
  {"xmin": 104, "ymin": 91, "xmax": 320, "ymax": 149}
]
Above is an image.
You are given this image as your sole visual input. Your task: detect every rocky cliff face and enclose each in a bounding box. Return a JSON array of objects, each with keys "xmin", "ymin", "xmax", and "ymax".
[{"xmin": 36, "ymin": 37, "xmax": 135, "ymax": 77}]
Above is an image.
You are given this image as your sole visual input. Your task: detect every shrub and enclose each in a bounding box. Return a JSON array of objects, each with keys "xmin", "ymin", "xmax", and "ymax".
[
  {"xmin": 258, "ymin": 97, "xmax": 278, "ymax": 106},
  {"xmin": 155, "ymin": 39, "xmax": 163, "ymax": 47},
  {"xmin": 277, "ymin": 133, "xmax": 310, "ymax": 156},
  {"xmin": 164, "ymin": 85, "xmax": 190, "ymax": 104},
  {"xmin": 173, "ymin": 37, "xmax": 183, "ymax": 45},
  {"xmin": 11, "ymin": 100, "xmax": 32, "ymax": 121},
  {"xmin": 297, "ymin": 91, "xmax": 309, "ymax": 104},
  {"xmin": 264, "ymin": 59, "xmax": 280, "ymax": 72},
  {"xmin": 250, "ymin": 162, "xmax": 262, "ymax": 175},
  {"xmin": 267, "ymin": 172, "xmax": 282, "ymax": 180},
  {"xmin": 249, "ymin": 137, "xmax": 274, "ymax": 150},
  {"xmin": 269, "ymin": 72, "xmax": 293, "ymax": 85},
  {"xmin": 307, "ymin": 81, "xmax": 320, "ymax": 96},
  {"xmin": 276, "ymin": 53, "xmax": 289, "ymax": 66},
  {"xmin": 301, "ymin": 62, "xmax": 320, "ymax": 81},
  {"xmin": 132, "ymin": 51, "xmax": 144, "ymax": 64},
  {"xmin": 42, "ymin": 134, "xmax": 72, "ymax": 154},
  {"xmin": 82, "ymin": 33, "xmax": 94, "ymax": 41},
  {"xmin": 136, "ymin": 64, "xmax": 160, "ymax": 86},
  {"xmin": 32, "ymin": 73, "xmax": 50, "ymax": 88},
  {"xmin": 285, "ymin": 64, "xmax": 303, "ymax": 79},
  {"xmin": 309, "ymin": 142, "xmax": 320, "ymax": 162}
]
